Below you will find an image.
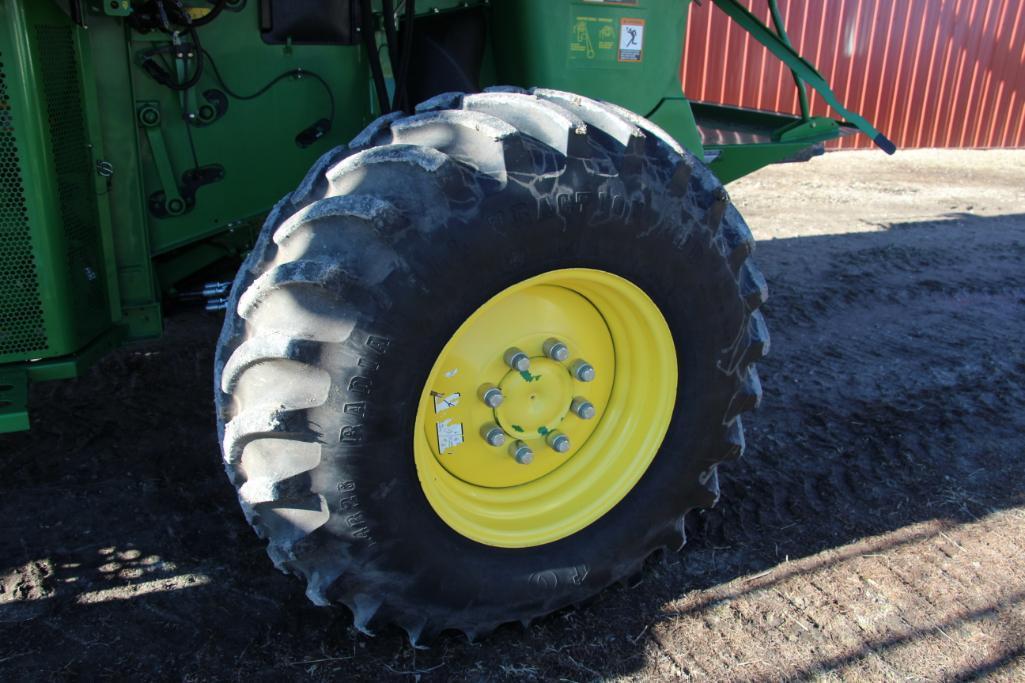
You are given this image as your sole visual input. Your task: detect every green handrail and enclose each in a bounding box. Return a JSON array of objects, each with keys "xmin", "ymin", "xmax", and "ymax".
[{"xmin": 710, "ymin": 0, "xmax": 896, "ymax": 154}]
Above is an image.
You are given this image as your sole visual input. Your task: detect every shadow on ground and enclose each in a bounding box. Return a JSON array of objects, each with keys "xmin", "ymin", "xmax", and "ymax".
[{"xmin": 1, "ymin": 212, "xmax": 1023, "ymax": 680}]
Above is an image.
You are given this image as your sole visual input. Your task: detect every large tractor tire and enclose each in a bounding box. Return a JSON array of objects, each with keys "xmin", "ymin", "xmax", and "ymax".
[{"xmin": 214, "ymin": 88, "xmax": 768, "ymax": 643}]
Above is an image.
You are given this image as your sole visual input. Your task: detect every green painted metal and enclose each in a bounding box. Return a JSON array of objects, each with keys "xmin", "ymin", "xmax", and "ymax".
[
  {"xmin": 766, "ymin": 0, "xmax": 809, "ymax": 122},
  {"xmin": 647, "ymin": 97, "xmax": 705, "ymax": 159},
  {"xmin": 709, "ymin": 0, "xmax": 895, "ymax": 153},
  {"xmin": 0, "ymin": 0, "xmax": 889, "ymax": 432},
  {"xmin": 0, "ymin": 370, "xmax": 29, "ymax": 432},
  {"xmin": 0, "ymin": 0, "xmax": 113, "ymax": 368},
  {"xmin": 490, "ymin": 0, "xmax": 690, "ymax": 124}
]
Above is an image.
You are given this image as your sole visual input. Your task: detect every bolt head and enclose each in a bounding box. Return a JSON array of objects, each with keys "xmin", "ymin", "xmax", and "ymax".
[
  {"xmin": 482, "ymin": 426, "xmax": 505, "ymax": 447},
  {"xmin": 546, "ymin": 432, "xmax": 570, "ymax": 453},
  {"xmin": 509, "ymin": 441, "xmax": 533, "ymax": 465},
  {"xmin": 504, "ymin": 348, "xmax": 531, "ymax": 372},
  {"xmin": 571, "ymin": 360, "xmax": 596, "ymax": 382},
  {"xmin": 481, "ymin": 387, "xmax": 504, "ymax": 408},
  {"xmin": 571, "ymin": 397, "xmax": 596, "ymax": 420},
  {"xmin": 543, "ymin": 338, "xmax": 570, "ymax": 362}
]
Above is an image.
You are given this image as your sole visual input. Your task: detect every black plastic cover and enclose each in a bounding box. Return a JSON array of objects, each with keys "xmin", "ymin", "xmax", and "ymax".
[{"xmin": 259, "ymin": 0, "xmax": 361, "ymax": 46}]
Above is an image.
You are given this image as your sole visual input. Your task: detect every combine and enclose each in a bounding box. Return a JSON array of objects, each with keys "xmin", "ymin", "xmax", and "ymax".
[{"xmin": 0, "ymin": 0, "xmax": 893, "ymax": 641}]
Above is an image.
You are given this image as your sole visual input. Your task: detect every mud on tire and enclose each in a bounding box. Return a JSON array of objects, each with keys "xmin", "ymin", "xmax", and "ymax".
[{"xmin": 214, "ymin": 87, "xmax": 768, "ymax": 643}]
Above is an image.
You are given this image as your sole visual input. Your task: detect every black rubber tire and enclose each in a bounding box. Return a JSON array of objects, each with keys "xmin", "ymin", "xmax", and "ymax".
[{"xmin": 214, "ymin": 87, "xmax": 769, "ymax": 643}]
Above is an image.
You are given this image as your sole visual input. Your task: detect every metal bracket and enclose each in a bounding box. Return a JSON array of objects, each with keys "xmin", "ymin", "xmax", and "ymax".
[
  {"xmin": 136, "ymin": 101, "xmax": 188, "ymax": 216},
  {"xmin": 710, "ymin": 0, "xmax": 896, "ymax": 154},
  {"xmin": 0, "ymin": 370, "xmax": 30, "ymax": 433}
]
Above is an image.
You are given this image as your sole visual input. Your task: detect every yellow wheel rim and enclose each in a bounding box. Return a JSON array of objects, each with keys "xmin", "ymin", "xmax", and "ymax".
[{"xmin": 413, "ymin": 268, "xmax": 677, "ymax": 547}]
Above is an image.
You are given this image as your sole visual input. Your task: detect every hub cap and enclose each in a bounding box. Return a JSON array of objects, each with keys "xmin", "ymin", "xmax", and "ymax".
[{"xmin": 413, "ymin": 269, "xmax": 677, "ymax": 547}]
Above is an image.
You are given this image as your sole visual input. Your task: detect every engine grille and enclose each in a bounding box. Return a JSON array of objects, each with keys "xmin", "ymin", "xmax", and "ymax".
[{"xmin": 0, "ymin": 51, "xmax": 47, "ymax": 357}]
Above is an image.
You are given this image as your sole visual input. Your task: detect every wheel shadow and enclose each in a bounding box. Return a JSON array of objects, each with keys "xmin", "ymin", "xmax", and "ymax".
[{"xmin": 1, "ymin": 212, "xmax": 1024, "ymax": 679}]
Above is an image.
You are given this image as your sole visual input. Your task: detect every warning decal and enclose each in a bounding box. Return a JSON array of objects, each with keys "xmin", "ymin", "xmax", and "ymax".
[
  {"xmin": 618, "ymin": 18, "xmax": 645, "ymax": 62},
  {"xmin": 436, "ymin": 418, "xmax": 464, "ymax": 453},
  {"xmin": 433, "ymin": 392, "xmax": 461, "ymax": 414},
  {"xmin": 570, "ymin": 15, "xmax": 617, "ymax": 63}
]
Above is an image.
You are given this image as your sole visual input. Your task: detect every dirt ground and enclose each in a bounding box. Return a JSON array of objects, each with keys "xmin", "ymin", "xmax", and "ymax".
[{"xmin": 2, "ymin": 149, "xmax": 1024, "ymax": 681}]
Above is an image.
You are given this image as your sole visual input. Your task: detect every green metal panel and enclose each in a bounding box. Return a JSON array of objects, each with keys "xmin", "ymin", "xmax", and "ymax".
[
  {"xmin": 0, "ymin": 0, "xmax": 889, "ymax": 432},
  {"xmin": 0, "ymin": 0, "xmax": 111, "ymax": 365},
  {"xmin": 490, "ymin": 0, "xmax": 690, "ymax": 119},
  {"xmin": 122, "ymin": 11, "xmax": 371, "ymax": 256},
  {"xmin": 0, "ymin": 24, "xmax": 46, "ymax": 361}
]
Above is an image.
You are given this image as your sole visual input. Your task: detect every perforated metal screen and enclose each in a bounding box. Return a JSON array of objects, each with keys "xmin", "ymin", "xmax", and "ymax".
[{"xmin": 0, "ymin": 52, "xmax": 47, "ymax": 357}]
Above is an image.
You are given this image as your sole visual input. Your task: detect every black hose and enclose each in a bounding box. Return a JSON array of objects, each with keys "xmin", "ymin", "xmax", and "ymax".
[
  {"xmin": 361, "ymin": 0, "xmax": 392, "ymax": 114},
  {"xmin": 392, "ymin": 0, "xmax": 415, "ymax": 112},
  {"xmin": 203, "ymin": 48, "xmax": 336, "ymax": 123}
]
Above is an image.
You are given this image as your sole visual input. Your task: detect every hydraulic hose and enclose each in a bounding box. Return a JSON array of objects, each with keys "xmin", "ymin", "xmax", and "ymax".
[{"xmin": 361, "ymin": 0, "xmax": 392, "ymax": 114}]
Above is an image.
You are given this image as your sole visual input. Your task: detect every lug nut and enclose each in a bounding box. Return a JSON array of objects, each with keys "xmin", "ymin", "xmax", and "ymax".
[
  {"xmin": 543, "ymin": 337, "xmax": 570, "ymax": 362},
  {"xmin": 478, "ymin": 383, "xmax": 504, "ymax": 408},
  {"xmin": 545, "ymin": 431, "xmax": 571, "ymax": 453},
  {"xmin": 480, "ymin": 423, "xmax": 505, "ymax": 447},
  {"xmin": 571, "ymin": 397, "xmax": 596, "ymax": 420},
  {"xmin": 570, "ymin": 359, "xmax": 596, "ymax": 382},
  {"xmin": 504, "ymin": 347, "xmax": 531, "ymax": 372},
  {"xmin": 509, "ymin": 440, "xmax": 533, "ymax": 465}
]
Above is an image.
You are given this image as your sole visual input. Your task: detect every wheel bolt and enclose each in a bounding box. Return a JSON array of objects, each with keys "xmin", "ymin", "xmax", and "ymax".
[
  {"xmin": 478, "ymin": 383, "xmax": 504, "ymax": 408},
  {"xmin": 545, "ymin": 431, "xmax": 571, "ymax": 453},
  {"xmin": 480, "ymin": 423, "xmax": 505, "ymax": 447},
  {"xmin": 570, "ymin": 359, "xmax": 596, "ymax": 382},
  {"xmin": 504, "ymin": 347, "xmax": 531, "ymax": 372},
  {"xmin": 509, "ymin": 440, "xmax": 533, "ymax": 464},
  {"xmin": 571, "ymin": 397, "xmax": 596, "ymax": 420},
  {"xmin": 543, "ymin": 337, "xmax": 570, "ymax": 362}
]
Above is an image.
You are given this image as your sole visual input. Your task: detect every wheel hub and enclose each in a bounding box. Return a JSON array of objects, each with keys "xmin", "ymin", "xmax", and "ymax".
[
  {"xmin": 495, "ymin": 359, "xmax": 576, "ymax": 442},
  {"xmin": 413, "ymin": 269, "xmax": 677, "ymax": 547}
]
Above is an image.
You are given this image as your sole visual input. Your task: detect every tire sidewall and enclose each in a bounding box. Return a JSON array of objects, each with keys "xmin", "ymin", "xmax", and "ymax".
[{"xmin": 310, "ymin": 153, "xmax": 746, "ymax": 619}]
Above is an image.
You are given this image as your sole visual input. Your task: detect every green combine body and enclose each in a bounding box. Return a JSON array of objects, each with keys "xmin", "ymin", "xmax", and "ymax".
[
  {"xmin": 0, "ymin": 0, "xmax": 891, "ymax": 431},
  {"xmin": 1, "ymin": 0, "xmax": 899, "ymax": 641}
]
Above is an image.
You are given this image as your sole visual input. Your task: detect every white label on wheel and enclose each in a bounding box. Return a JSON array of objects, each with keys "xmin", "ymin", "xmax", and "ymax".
[
  {"xmin": 436, "ymin": 419, "xmax": 464, "ymax": 453},
  {"xmin": 433, "ymin": 392, "xmax": 461, "ymax": 413}
]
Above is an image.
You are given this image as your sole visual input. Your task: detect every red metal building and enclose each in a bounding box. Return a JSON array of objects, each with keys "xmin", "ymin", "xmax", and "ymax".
[{"xmin": 682, "ymin": 0, "xmax": 1025, "ymax": 149}]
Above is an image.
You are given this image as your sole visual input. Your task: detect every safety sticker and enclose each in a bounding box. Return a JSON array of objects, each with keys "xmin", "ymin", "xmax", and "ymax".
[
  {"xmin": 570, "ymin": 15, "xmax": 617, "ymax": 63},
  {"xmin": 619, "ymin": 18, "xmax": 645, "ymax": 62},
  {"xmin": 436, "ymin": 419, "xmax": 464, "ymax": 453},
  {"xmin": 433, "ymin": 392, "xmax": 461, "ymax": 413}
]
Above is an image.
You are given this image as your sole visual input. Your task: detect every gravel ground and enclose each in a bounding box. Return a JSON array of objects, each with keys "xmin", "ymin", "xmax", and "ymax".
[{"xmin": 1, "ymin": 148, "xmax": 1024, "ymax": 681}]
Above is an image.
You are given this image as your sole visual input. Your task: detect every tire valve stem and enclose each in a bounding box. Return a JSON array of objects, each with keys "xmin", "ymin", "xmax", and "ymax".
[
  {"xmin": 570, "ymin": 397, "xmax": 596, "ymax": 420},
  {"xmin": 503, "ymin": 347, "xmax": 531, "ymax": 372},
  {"xmin": 478, "ymin": 383, "xmax": 504, "ymax": 408},
  {"xmin": 570, "ymin": 359, "xmax": 596, "ymax": 382},
  {"xmin": 545, "ymin": 430, "xmax": 571, "ymax": 453},
  {"xmin": 509, "ymin": 440, "xmax": 534, "ymax": 465},
  {"xmin": 480, "ymin": 423, "xmax": 506, "ymax": 447},
  {"xmin": 542, "ymin": 337, "xmax": 570, "ymax": 362}
]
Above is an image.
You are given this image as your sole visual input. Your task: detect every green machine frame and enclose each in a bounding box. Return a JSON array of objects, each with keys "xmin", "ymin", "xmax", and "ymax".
[{"xmin": 0, "ymin": 0, "xmax": 891, "ymax": 432}]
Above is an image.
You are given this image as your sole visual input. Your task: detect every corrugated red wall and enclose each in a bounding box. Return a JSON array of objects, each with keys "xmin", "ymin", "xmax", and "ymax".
[{"xmin": 681, "ymin": 0, "xmax": 1025, "ymax": 149}]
